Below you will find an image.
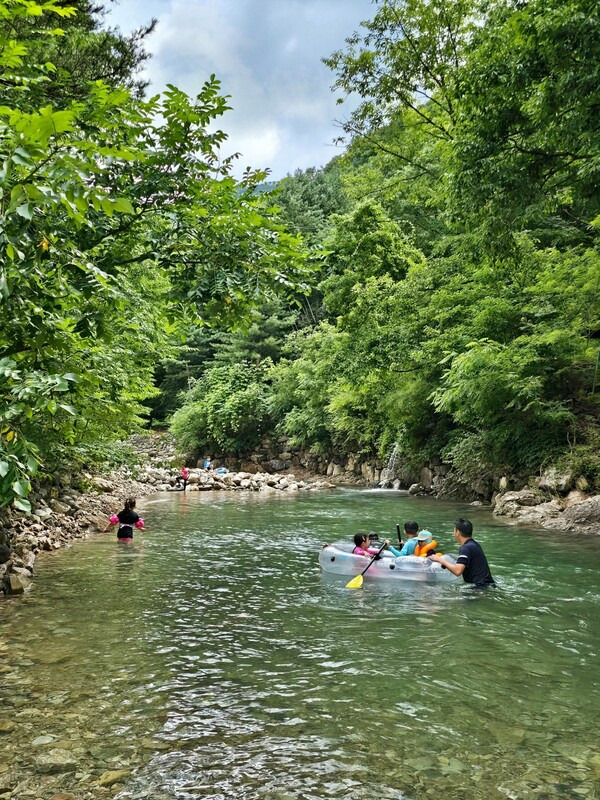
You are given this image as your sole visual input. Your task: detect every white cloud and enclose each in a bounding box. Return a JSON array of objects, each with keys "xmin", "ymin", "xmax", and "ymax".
[{"xmin": 107, "ymin": 0, "xmax": 373, "ymax": 179}]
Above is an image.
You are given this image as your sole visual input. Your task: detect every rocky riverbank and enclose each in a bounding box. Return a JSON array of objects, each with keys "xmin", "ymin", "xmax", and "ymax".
[
  {"xmin": 493, "ymin": 486, "xmax": 600, "ymax": 535},
  {"xmin": 401, "ymin": 465, "xmax": 600, "ymax": 535},
  {"xmin": 0, "ymin": 435, "xmax": 333, "ymax": 597},
  {"xmin": 3, "ymin": 433, "xmax": 598, "ymax": 598}
]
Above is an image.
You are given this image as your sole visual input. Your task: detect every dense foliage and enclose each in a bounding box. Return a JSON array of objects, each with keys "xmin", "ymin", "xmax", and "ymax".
[
  {"xmin": 171, "ymin": 362, "xmax": 272, "ymax": 457},
  {"xmin": 172, "ymin": 0, "xmax": 599, "ymax": 490},
  {"xmin": 3, "ymin": 0, "xmax": 598, "ymax": 501},
  {"xmin": 0, "ymin": 0, "xmax": 309, "ymax": 510}
]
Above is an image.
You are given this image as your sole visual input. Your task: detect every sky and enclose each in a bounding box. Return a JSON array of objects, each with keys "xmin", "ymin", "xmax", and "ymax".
[{"xmin": 106, "ymin": 0, "xmax": 374, "ymax": 180}]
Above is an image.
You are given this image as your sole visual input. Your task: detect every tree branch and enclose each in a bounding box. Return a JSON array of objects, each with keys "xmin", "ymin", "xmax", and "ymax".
[{"xmin": 338, "ymin": 120, "xmax": 438, "ymax": 177}]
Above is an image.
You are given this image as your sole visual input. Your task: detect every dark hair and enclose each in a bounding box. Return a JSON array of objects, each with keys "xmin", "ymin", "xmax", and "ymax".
[
  {"xmin": 124, "ymin": 497, "xmax": 136, "ymax": 511},
  {"xmin": 368, "ymin": 531, "xmax": 379, "ymax": 541},
  {"xmin": 404, "ymin": 521, "xmax": 419, "ymax": 535},
  {"xmin": 454, "ymin": 518, "xmax": 473, "ymax": 537},
  {"xmin": 353, "ymin": 533, "xmax": 368, "ymax": 547}
]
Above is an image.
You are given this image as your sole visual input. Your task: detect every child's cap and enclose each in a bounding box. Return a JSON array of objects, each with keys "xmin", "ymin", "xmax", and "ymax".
[{"xmin": 417, "ymin": 530, "xmax": 433, "ymax": 542}]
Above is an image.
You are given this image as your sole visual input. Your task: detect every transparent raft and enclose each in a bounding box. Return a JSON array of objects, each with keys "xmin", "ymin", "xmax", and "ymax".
[{"xmin": 319, "ymin": 543, "xmax": 459, "ymax": 583}]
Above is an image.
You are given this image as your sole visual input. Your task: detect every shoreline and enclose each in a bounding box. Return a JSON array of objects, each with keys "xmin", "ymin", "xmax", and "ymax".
[
  {"xmin": 2, "ymin": 434, "xmax": 599, "ymax": 597},
  {"xmin": 0, "ymin": 438, "xmax": 335, "ymax": 597}
]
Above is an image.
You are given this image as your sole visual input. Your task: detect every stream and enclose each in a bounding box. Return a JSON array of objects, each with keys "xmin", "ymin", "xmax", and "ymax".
[{"xmin": 1, "ymin": 489, "xmax": 599, "ymax": 799}]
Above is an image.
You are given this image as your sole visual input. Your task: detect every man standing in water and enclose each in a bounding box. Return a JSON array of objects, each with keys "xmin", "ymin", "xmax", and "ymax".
[{"xmin": 429, "ymin": 518, "xmax": 495, "ymax": 588}]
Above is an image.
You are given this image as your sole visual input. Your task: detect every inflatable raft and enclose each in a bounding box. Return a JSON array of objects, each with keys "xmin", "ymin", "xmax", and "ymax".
[{"xmin": 319, "ymin": 543, "xmax": 459, "ymax": 583}]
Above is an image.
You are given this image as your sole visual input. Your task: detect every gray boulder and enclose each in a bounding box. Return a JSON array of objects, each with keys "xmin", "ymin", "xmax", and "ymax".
[
  {"xmin": 33, "ymin": 507, "xmax": 53, "ymax": 520},
  {"xmin": 534, "ymin": 467, "xmax": 574, "ymax": 494},
  {"xmin": 267, "ymin": 459, "xmax": 288, "ymax": 472},
  {"xmin": 494, "ymin": 489, "xmax": 544, "ymax": 517},
  {"xmin": 420, "ymin": 467, "xmax": 433, "ymax": 489},
  {"xmin": 6, "ymin": 574, "xmax": 28, "ymax": 594},
  {"xmin": 89, "ymin": 476, "xmax": 115, "ymax": 492},
  {"xmin": 49, "ymin": 499, "xmax": 71, "ymax": 515},
  {"xmin": 513, "ymin": 500, "xmax": 563, "ymax": 525},
  {"xmin": 546, "ymin": 495, "xmax": 600, "ymax": 533},
  {"xmin": 564, "ymin": 490, "xmax": 589, "ymax": 508}
]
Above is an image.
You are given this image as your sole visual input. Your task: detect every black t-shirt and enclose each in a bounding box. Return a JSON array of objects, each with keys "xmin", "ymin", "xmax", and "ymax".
[
  {"xmin": 117, "ymin": 509, "xmax": 139, "ymax": 536},
  {"xmin": 457, "ymin": 538, "xmax": 494, "ymax": 586}
]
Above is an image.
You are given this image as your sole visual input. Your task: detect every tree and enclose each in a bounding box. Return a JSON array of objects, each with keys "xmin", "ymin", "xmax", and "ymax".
[
  {"xmin": 324, "ymin": 0, "xmax": 476, "ymax": 146},
  {"xmin": 0, "ymin": 0, "xmax": 309, "ymax": 510},
  {"xmin": 276, "ymin": 162, "xmax": 349, "ymax": 245},
  {"xmin": 319, "ymin": 201, "xmax": 425, "ymax": 316},
  {"xmin": 452, "ymin": 0, "xmax": 600, "ymax": 245},
  {"xmin": 171, "ymin": 362, "xmax": 271, "ymax": 456}
]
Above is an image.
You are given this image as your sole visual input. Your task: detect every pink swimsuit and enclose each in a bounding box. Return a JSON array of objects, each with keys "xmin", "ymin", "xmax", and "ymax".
[{"xmin": 353, "ymin": 546, "xmax": 379, "ymax": 556}]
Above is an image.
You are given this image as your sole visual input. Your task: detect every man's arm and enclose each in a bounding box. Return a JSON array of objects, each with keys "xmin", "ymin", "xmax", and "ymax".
[{"xmin": 429, "ymin": 554, "xmax": 466, "ymax": 577}]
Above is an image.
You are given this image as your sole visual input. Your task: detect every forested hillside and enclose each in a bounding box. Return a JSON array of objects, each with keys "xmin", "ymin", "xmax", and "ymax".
[
  {"xmin": 2, "ymin": 0, "xmax": 599, "ymax": 513},
  {"xmin": 0, "ymin": 0, "xmax": 309, "ymax": 511},
  {"xmin": 169, "ymin": 0, "xmax": 600, "ymax": 491}
]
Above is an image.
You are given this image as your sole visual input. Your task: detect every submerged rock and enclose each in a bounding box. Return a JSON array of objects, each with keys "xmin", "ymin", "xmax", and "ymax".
[
  {"xmin": 98, "ymin": 769, "xmax": 131, "ymax": 787},
  {"xmin": 32, "ymin": 735, "xmax": 56, "ymax": 746},
  {"xmin": 35, "ymin": 749, "xmax": 79, "ymax": 774},
  {"xmin": 0, "ymin": 719, "xmax": 16, "ymax": 734}
]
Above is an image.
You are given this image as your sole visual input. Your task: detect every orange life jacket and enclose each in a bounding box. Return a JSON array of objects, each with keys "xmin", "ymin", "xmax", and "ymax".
[{"xmin": 414, "ymin": 540, "xmax": 439, "ymax": 557}]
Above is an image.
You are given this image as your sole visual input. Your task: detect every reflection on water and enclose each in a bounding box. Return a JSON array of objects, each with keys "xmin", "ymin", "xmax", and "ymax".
[{"xmin": 1, "ymin": 489, "xmax": 600, "ymax": 799}]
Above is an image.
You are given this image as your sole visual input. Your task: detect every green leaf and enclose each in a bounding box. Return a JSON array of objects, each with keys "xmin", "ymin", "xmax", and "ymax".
[
  {"xmin": 113, "ymin": 197, "xmax": 135, "ymax": 214},
  {"xmin": 13, "ymin": 497, "xmax": 31, "ymax": 513},
  {"xmin": 0, "ymin": 461, "xmax": 9, "ymax": 478},
  {"xmin": 15, "ymin": 203, "xmax": 33, "ymax": 220},
  {"xmin": 11, "ymin": 479, "xmax": 29, "ymax": 497}
]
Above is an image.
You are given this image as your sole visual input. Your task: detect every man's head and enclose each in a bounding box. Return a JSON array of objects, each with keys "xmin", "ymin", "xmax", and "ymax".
[
  {"xmin": 454, "ymin": 518, "xmax": 473, "ymax": 542},
  {"xmin": 403, "ymin": 521, "xmax": 419, "ymax": 539}
]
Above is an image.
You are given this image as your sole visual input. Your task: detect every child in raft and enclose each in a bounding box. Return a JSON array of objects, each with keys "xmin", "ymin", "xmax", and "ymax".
[
  {"xmin": 386, "ymin": 521, "xmax": 420, "ymax": 557},
  {"xmin": 413, "ymin": 530, "xmax": 440, "ymax": 557},
  {"xmin": 352, "ymin": 532, "xmax": 388, "ymax": 556},
  {"xmin": 105, "ymin": 497, "xmax": 144, "ymax": 542}
]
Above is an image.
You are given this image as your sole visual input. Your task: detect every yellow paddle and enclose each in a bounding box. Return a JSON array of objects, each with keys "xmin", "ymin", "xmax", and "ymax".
[{"xmin": 346, "ymin": 542, "xmax": 387, "ymax": 589}]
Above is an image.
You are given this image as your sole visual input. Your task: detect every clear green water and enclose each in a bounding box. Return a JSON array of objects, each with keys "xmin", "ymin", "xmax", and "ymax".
[{"xmin": 1, "ymin": 489, "xmax": 600, "ymax": 800}]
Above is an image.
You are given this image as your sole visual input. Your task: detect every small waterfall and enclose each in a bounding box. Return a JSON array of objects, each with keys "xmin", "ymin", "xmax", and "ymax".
[{"xmin": 379, "ymin": 443, "xmax": 400, "ymax": 488}]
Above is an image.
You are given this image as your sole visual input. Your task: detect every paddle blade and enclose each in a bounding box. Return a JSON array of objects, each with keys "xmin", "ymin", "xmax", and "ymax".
[{"xmin": 345, "ymin": 574, "xmax": 364, "ymax": 589}]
